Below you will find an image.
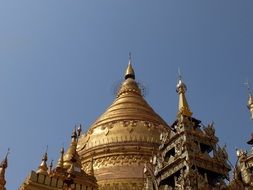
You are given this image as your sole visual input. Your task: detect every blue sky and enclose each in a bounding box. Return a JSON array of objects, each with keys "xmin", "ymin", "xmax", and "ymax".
[{"xmin": 0, "ymin": 1, "xmax": 252, "ymax": 189}]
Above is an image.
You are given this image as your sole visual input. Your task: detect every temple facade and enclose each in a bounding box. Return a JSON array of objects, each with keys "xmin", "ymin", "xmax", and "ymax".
[{"xmin": 1, "ymin": 58, "xmax": 253, "ymax": 190}]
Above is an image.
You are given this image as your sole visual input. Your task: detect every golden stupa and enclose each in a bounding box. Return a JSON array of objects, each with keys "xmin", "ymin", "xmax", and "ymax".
[{"xmin": 77, "ymin": 59, "xmax": 170, "ymax": 189}]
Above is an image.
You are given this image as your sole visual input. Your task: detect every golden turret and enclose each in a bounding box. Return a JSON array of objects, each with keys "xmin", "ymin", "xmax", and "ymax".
[
  {"xmin": 247, "ymin": 93, "xmax": 253, "ymax": 120},
  {"xmin": 36, "ymin": 150, "xmax": 48, "ymax": 175},
  {"xmin": 0, "ymin": 150, "xmax": 9, "ymax": 190},
  {"xmin": 176, "ymin": 74, "xmax": 192, "ymax": 118}
]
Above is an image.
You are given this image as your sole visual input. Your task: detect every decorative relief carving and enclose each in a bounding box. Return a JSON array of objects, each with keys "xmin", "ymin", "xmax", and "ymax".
[
  {"xmin": 104, "ymin": 127, "xmax": 109, "ymax": 136},
  {"xmin": 90, "ymin": 120, "xmax": 166, "ymax": 134},
  {"xmin": 99, "ymin": 181, "xmax": 144, "ymax": 190},
  {"xmin": 83, "ymin": 155, "xmax": 148, "ymax": 171},
  {"xmin": 175, "ymin": 138, "xmax": 185, "ymax": 156},
  {"xmin": 234, "ymin": 149, "xmax": 253, "ymax": 187}
]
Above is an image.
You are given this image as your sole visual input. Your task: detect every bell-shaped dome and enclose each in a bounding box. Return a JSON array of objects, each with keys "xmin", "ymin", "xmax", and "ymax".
[
  {"xmin": 91, "ymin": 73, "xmax": 168, "ymax": 129},
  {"xmin": 78, "ymin": 61, "xmax": 170, "ymax": 189}
]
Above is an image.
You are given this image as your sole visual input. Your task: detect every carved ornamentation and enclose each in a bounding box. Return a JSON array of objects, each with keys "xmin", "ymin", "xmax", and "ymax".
[
  {"xmin": 234, "ymin": 149, "xmax": 253, "ymax": 187},
  {"xmin": 82, "ymin": 155, "xmax": 148, "ymax": 172}
]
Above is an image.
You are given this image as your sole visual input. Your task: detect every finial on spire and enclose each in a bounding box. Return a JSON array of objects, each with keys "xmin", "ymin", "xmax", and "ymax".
[
  {"xmin": 245, "ymin": 80, "xmax": 253, "ymax": 120},
  {"xmin": 0, "ymin": 148, "xmax": 9, "ymax": 170},
  {"xmin": 125, "ymin": 53, "xmax": 135, "ymax": 80},
  {"xmin": 129, "ymin": 52, "xmax": 132, "ymax": 63},
  {"xmin": 178, "ymin": 67, "xmax": 182, "ymax": 81},
  {"xmin": 77, "ymin": 124, "xmax": 82, "ymax": 137},
  {"xmin": 71, "ymin": 127, "xmax": 78, "ymax": 142},
  {"xmin": 176, "ymin": 71, "xmax": 192, "ymax": 118}
]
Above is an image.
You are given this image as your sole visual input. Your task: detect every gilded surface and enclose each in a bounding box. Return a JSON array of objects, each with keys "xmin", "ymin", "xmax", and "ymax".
[
  {"xmin": 78, "ymin": 63, "xmax": 170, "ymax": 189},
  {"xmin": 144, "ymin": 78, "xmax": 231, "ymax": 190},
  {"xmin": 8, "ymin": 63, "xmax": 253, "ymax": 190},
  {"xmin": 20, "ymin": 130, "xmax": 98, "ymax": 190}
]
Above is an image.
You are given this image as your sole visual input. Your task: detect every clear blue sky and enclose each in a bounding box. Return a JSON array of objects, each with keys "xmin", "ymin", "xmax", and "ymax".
[{"xmin": 0, "ymin": 1, "xmax": 252, "ymax": 189}]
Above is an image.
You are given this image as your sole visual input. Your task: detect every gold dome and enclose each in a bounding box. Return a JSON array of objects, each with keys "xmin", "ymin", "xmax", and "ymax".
[{"xmin": 78, "ymin": 62, "xmax": 170, "ymax": 189}]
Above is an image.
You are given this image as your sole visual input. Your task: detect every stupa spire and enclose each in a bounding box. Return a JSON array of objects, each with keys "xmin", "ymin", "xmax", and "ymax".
[
  {"xmin": 125, "ymin": 53, "xmax": 135, "ymax": 80},
  {"xmin": 0, "ymin": 149, "xmax": 9, "ymax": 190},
  {"xmin": 176, "ymin": 71, "xmax": 192, "ymax": 117},
  {"xmin": 56, "ymin": 147, "xmax": 64, "ymax": 169},
  {"xmin": 63, "ymin": 128, "xmax": 82, "ymax": 171},
  {"xmin": 36, "ymin": 147, "xmax": 48, "ymax": 175}
]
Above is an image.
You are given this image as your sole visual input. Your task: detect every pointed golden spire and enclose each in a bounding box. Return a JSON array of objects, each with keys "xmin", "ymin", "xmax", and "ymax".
[
  {"xmin": 116, "ymin": 53, "xmax": 141, "ymax": 98},
  {"xmin": 56, "ymin": 147, "xmax": 64, "ymax": 169},
  {"xmin": 176, "ymin": 70, "xmax": 192, "ymax": 118},
  {"xmin": 37, "ymin": 147, "xmax": 48, "ymax": 175},
  {"xmin": 125, "ymin": 53, "xmax": 135, "ymax": 80},
  {"xmin": 0, "ymin": 149, "xmax": 9, "ymax": 190},
  {"xmin": 63, "ymin": 128, "xmax": 82, "ymax": 170}
]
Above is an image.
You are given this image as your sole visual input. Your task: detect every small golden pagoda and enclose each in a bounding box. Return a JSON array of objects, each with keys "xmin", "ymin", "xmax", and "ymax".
[
  {"xmin": 77, "ymin": 58, "xmax": 170, "ymax": 189},
  {"xmin": 0, "ymin": 151, "xmax": 8, "ymax": 190},
  {"xmin": 144, "ymin": 76, "xmax": 231, "ymax": 190},
  {"xmin": 19, "ymin": 129, "xmax": 98, "ymax": 190}
]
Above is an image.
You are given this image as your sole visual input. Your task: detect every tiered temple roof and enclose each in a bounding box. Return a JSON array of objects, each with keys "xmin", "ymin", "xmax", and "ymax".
[{"xmin": 19, "ymin": 129, "xmax": 98, "ymax": 190}]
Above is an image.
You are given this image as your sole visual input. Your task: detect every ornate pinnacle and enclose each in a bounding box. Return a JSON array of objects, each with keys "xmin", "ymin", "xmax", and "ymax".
[
  {"xmin": 176, "ymin": 73, "xmax": 192, "ymax": 118},
  {"xmin": 125, "ymin": 53, "xmax": 135, "ymax": 80},
  {"xmin": 56, "ymin": 147, "xmax": 64, "ymax": 169},
  {"xmin": 36, "ymin": 147, "xmax": 48, "ymax": 174},
  {"xmin": 245, "ymin": 80, "xmax": 253, "ymax": 120}
]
